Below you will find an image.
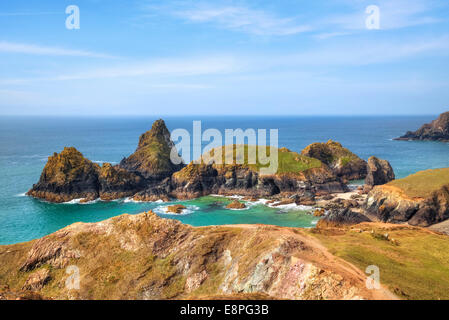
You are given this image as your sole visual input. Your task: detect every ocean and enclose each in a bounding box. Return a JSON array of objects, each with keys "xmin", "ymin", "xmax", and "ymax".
[{"xmin": 1, "ymin": 115, "xmax": 448, "ymax": 245}]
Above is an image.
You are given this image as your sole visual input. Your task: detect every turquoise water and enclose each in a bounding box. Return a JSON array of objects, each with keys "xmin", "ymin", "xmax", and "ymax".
[{"xmin": 1, "ymin": 115, "xmax": 449, "ymax": 245}]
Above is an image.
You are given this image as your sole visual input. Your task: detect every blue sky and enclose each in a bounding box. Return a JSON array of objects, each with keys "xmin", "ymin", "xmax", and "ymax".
[{"xmin": 0, "ymin": 0, "xmax": 448, "ymax": 115}]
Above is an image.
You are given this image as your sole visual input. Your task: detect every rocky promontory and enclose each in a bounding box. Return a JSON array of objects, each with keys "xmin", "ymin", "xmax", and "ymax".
[
  {"xmin": 365, "ymin": 168, "xmax": 449, "ymax": 226},
  {"xmin": 395, "ymin": 111, "xmax": 449, "ymax": 141}
]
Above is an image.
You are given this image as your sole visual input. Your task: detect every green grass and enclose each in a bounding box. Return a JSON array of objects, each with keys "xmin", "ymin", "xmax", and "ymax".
[
  {"xmin": 201, "ymin": 144, "xmax": 322, "ymax": 174},
  {"xmin": 388, "ymin": 168, "xmax": 449, "ymax": 198},
  {"xmin": 301, "ymin": 140, "xmax": 360, "ymax": 167},
  {"xmin": 311, "ymin": 225, "xmax": 449, "ymax": 300}
]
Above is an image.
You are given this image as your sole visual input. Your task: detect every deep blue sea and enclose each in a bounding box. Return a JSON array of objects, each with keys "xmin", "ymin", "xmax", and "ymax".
[{"xmin": 1, "ymin": 115, "xmax": 449, "ymax": 245}]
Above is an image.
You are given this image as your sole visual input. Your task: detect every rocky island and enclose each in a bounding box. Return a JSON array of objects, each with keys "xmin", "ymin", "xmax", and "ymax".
[
  {"xmin": 395, "ymin": 111, "xmax": 449, "ymax": 141},
  {"xmin": 27, "ymin": 119, "xmax": 394, "ymax": 205}
]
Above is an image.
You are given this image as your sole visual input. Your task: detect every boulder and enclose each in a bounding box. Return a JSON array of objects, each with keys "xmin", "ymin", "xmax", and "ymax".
[
  {"xmin": 316, "ymin": 208, "xmax": 371, "ymax": 228},
  {"xmin": 226, "ymin": 200, "xmax": 246, "ymax": 209},
  {"xmin": 365, "ymin": 156, "xmax": 395, "ymax": 186},
  {"xmin": 166, "ymin": 204, "xmax": 187, "ymax": 214}
]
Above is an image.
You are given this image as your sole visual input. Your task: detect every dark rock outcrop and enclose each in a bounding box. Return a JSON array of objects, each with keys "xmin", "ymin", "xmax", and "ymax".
[
  {"xmin": 395, "ymin": 111, "xmax": 449, "ymax": 141},
  {"xmin": 119, "ymin": 119, "xmax": 184, "ymax": 181},
  {"xmin": 98, "ymin": 163, "xmax": 145, "ymax": 200},
  {"xmin": 27, "ymin": 147, "xmax": 101, "ymax": 203},
  {"xmin": 365, "ymin": 156, "xmax": 395, "ymax": 186},
  {"xmin": 168, "ymin": 159, "xmax": 348, "ymax": 200},
  {"xmin": 301, "ymin": 140, "xmax": 367, "ymax": 181},
  {"xmin": 316, "ymin": 208, "xmax": 371, "ymax": 228}
]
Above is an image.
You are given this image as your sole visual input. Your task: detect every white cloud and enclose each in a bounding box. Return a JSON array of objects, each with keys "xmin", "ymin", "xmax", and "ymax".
[
  {"xmin": 0, "ymin": 41, "xmax": 115, "ymax": 58},
  {"xmin": 2, "ymin": 34, "xmax": 448, "ymax": 86},
  {"xmin": 0, "ymin": 55, "xmax": 240, "ymax": 84},
  {"xmin": 173, "ymin": 5, "xmax": 311, "ymax": 36}
]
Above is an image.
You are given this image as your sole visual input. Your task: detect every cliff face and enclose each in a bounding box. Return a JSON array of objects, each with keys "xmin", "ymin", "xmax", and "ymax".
[
  {"xmin": 98, "ymin": 163, "xmax": 145, "ymax": 201},
  {"xmin": 27, "ymin": 148, "xmax": 151, "ymax": 203},
  {"xmin": 166, "ymin": 146, "xmax": 348, "ymax": 200},
  {"xmin": 365, "ymin": 168, "xmax": 449, "ymax": 226},
  {"xmin": 396, "ymin": 111, "xmax": 449, "ymax": 141},
  {"xmin": 301, "ymin": 140, "xmax": 367, "ymax": 181},
  {"xmin": 119, "ymin": 119, "xmax": 184, "ymax": 181},
  {"xmin": 0, "ymin": 211, "xmax": 391, "ymax": 300}
]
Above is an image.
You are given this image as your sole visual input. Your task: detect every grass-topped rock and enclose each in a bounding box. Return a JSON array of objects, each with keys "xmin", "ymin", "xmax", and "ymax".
[
  {"xmin": 301, "ymin": 140, "xmax": 367, "ymax": 181},
  {"xmin": 365, "ymin": 168, "xmax": 449, "ymax": 226},
  {"xmin": 170, "ymin": 144, "xmax": 347, "ymax": 199},
  {"xmin": 27, "ymin": 147, "xmax": 101, "ymax": 203},
  {"xmin": 119, "ymin": 119, "xmax": 184, "ymax": 181}
]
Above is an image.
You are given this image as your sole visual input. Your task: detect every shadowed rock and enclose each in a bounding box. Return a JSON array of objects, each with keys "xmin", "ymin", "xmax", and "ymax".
[
  {"xmin": 98, "ymin": 163, "xmax": 145, "ymax": 200},
  {"xmin": 365, "ymin": 156, "xmax": 395, "ymax": 186},
  {"xmin": 317, "ymin": 208, "xmax": 371, "ymax": 228}
]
